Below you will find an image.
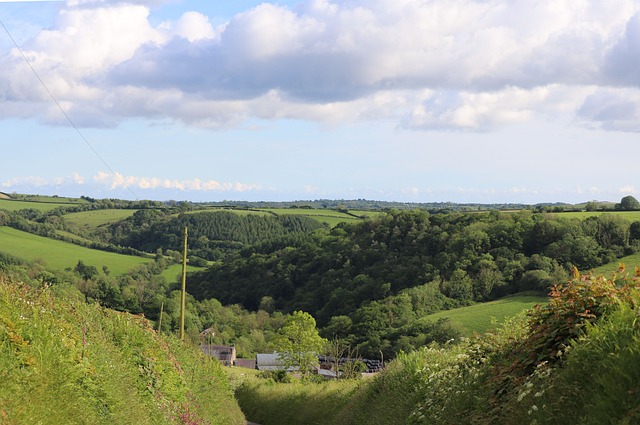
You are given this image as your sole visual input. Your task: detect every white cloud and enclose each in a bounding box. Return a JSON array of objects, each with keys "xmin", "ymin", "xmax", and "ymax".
[
  {"xmin": 92, "ymin": 171, "xmax": 262, "ymax": 192},
  {"xmin": 1, "ymin": 0, "xmax": 640, "ymax": 130},
  {"xmin": 618, "ymin": 186, "xmax": 637, "ymax": 194},
  {"xmin": 172, "ymin": 11, "xmax": 216, "ymax": 42},
  {"xmin": 1, "ymin": 176, "xmax": 50, "ymax": 187},
  {"xmin": 1, "ymin": 172, "xmax": 263, "ymax": 194}
]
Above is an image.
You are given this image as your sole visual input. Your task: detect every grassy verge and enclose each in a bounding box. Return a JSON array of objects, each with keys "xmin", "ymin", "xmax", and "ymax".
[{"xmin": 0, "ymin": 271, "xmax": 245, "ymax": 424}]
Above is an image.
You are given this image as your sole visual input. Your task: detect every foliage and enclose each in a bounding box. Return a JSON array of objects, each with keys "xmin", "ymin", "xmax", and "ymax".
[
  {"xmin": 616, "ymin": 195, "xmax": 640, "ymax": 211},
  {"xmin": 189, "ymin": 209, "xmax": 638, "ymax": 328},
  {"xmin": 520, "ymin": 305, "xmax": 640, "ymax": 424},
  {"xmin": 109, "ymin": 211, "xmax": 325, "ymax": 261},
  {"xmin": 273, "ymin": 311, "xmax": 327, "ymax": 376}
]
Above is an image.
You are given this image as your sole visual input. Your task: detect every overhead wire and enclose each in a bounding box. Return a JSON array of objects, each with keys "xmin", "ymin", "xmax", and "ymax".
[{"xmin": 0, "ymin": 18, "xmax": 139, "ymax": 201}]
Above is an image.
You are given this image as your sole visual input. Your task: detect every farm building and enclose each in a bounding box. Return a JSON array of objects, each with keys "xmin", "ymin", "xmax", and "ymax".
[{"xmin": 200, "ymin": 344, "xmax": 236, "ymax": 365}]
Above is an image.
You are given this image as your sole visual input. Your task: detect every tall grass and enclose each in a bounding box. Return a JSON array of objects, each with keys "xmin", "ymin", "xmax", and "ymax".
[
  {"xmin": 236, "ymin": 379, "xmax": 361, "ymax": 425},
  {"xmin": 0, "ymin": 271, "xmax": 245, "ymax": 424}
]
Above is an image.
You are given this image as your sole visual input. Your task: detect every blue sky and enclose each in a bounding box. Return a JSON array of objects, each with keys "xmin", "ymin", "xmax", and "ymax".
[{"xmin": 1, "ymin": 0, "xmax": 640, "ymax": 204}]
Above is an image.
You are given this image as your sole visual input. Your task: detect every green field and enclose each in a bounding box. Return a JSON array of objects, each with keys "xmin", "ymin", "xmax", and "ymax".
[
  {"xmin": 553, "ymin": 211, "xmax": 640, "ymax": 221},
  {"xmin": 0, "ymin": 226, "xmax": 150, "ymax": 274},
  {"xmin": 64, "ymin": 209, "xmax": 137, "ymax": 229},
  {"xmin": 423, "ymin": 291, "xmax": 547, "ymax": 335},
  {"xmin": 0, "ymin": 199, "xmax": 74, "ymax": 212}
]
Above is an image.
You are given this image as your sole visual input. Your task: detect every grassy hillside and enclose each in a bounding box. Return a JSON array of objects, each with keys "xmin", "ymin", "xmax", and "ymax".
[
  {"xmin": 422, "ymin": 291, "xmax": 547, "ymax": 335},
  {"xmin": 0, "ymin": 271, "xmax": 245, "ymax": 424},
  {"xmin": 0, "ymin": 227, "xmax": 150, "ymax": 274},
  {"xmin": 63, "ymin": 209, "xmax": 137, "ymax": 230}
]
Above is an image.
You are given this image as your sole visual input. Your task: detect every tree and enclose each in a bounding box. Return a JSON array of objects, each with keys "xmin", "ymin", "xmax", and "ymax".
[
  {"xmin": 616, "ymin": 195, "xmax": 640, "ymax": 211},
  {"xmin": 74, "ymin": 260, "xmax": 98, "ymax": 281},
  {"xmin": 273, "ymin": 311, "xmax": 326, "ymax": 377}
]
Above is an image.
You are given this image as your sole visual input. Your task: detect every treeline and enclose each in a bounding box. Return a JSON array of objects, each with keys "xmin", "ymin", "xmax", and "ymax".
[{"xmin": 187, "ymin": 210, "xmax": 640, "ymax": 354}]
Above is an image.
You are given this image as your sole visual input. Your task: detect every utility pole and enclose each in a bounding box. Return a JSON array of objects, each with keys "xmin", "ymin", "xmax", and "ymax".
[{"xmin": 179, "ymin": 226, "xmax": 188, "ymax": 341}]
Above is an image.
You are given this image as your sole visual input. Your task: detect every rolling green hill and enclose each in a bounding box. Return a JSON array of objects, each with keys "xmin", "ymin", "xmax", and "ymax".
[{"xmin": 0, "ymin": 226, "xmax": 150, "ymax": 274}]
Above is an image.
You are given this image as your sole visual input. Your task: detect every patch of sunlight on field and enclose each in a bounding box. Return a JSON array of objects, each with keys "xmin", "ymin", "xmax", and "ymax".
[{"xmin": 63, "ymin": 209, "xmax": 137, "ymax": 228}]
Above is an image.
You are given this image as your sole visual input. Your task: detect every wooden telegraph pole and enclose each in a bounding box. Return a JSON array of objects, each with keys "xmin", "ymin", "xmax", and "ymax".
[{"xmin": 179, "ymin": 226, "xmax": 188, "ymax": 341}]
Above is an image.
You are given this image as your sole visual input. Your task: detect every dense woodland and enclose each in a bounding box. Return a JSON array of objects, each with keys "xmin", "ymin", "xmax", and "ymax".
[{"xmin": 2, "ymin": 196, "xmax": 640, "ymax": 358}]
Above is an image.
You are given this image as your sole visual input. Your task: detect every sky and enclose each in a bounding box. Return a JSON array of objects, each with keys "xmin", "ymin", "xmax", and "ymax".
[{"xmin": 0, "ymin": 0, "xmax": 639, "ymax": 204}]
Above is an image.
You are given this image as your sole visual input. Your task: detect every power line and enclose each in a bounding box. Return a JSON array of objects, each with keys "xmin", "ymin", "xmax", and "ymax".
[{"xmin": 0, "ymin": 18, "xmax": 139, "ymax": 200}]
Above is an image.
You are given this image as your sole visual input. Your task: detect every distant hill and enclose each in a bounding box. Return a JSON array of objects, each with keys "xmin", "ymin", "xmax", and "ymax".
[{"xmin": 0, "ymin": 192, "xmax": 10, "ymax": 200}]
